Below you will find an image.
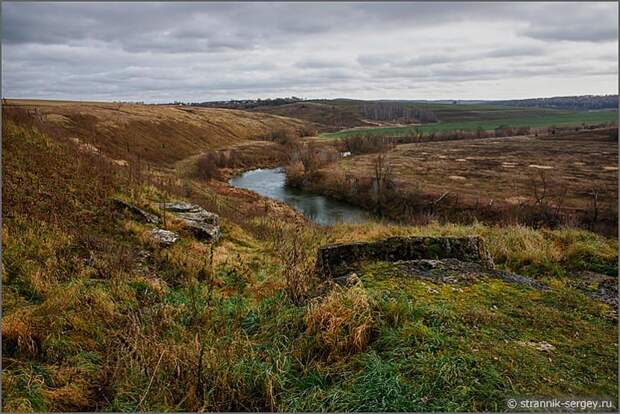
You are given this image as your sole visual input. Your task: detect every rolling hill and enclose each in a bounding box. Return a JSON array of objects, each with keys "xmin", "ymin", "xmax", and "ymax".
[{"xmin": 3, "ymin": 99, "xmax": 309, "ymax": 165}]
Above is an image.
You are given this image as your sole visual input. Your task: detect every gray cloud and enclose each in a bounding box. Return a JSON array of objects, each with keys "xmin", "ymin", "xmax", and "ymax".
[
  {"xmin": 522, "ymin": 24, "xmax": 618, "ymax": 43},
  {"xmin": 483, "ymin": 46, "xmax": 547, "ymax": 59},
  {"xmin": 2, "ymin": 1, "xmax": 617, "ymax": 101},
  {"xmin": 295, "ymin": 57, "xmax": 351, "ymax": 69}
]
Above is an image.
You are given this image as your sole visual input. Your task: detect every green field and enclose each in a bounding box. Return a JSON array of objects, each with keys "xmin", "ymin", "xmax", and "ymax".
[
  {"xmin": 413, "ymin": 103, "xmax": 572, "ymax": 121},
  {"xmin": 322, "ymin": 106, "xmax": 618, "ymax": 139}
]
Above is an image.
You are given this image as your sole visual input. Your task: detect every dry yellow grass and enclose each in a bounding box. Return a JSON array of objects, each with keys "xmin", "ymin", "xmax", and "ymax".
[
  {"xmin": 4, "ymin": 99, "xmax": 308, "ymax": 166},
  {"xmin": 326, "ymin": 134, "xmax": 618, "ymax": 209},
  {"xmin": 1, "ymin": 310, "xmax": 39, "ymax": 356},
  {"xmin": 305, "ymin": 284, "xmax": 376, "ymax": 357},
  {"xmin": 3, "ymin": 100, "xmax": 617, "ymax": 412}
]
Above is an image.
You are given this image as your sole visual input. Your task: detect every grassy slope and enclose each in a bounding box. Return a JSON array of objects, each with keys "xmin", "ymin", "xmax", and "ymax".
[
  {"xmin": 250, "ymin": 101, "xmax": 370, "ymax": 131},
  {"xmin": 2, "ymin": 116, "xmax": 618, "ymax": 411},
  {"xmin": 4, "ymin": 99, "xmax": 307, "ymax": 165},
  {"xmin": 413, "ymin": 103, "xmax": 570, "ymax": 121},
  {"xmin": 322, "ymin": 104, "xmax": 618, "ymax": 139},
  {"xmin": 250, "ymin": 99, "xmax": 436, "ymax": 131}
]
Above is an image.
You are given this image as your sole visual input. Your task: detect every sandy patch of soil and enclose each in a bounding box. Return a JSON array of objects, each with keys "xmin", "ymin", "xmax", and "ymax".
[
  {"xmin": 528, "ymin": 164, "xmax": 554, "ymax": 170},
  {"xmin": 505, "ymin": 196, "xmax": 529, "ymax": 205}
]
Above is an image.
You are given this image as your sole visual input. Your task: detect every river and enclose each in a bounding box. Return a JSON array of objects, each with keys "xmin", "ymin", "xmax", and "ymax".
[{"xmin": 229, "ymin": 168, "xmax": 374, "ymax": 226}]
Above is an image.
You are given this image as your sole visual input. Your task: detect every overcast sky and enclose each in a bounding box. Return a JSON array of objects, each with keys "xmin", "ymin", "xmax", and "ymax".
[{"xmin": 2, "ymin": 1, "xmax": 618, "ymax": 102}]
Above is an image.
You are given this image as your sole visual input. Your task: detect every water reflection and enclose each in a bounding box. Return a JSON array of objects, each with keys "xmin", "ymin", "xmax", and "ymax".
[{"xmin": 229, "ymin": 168, "xmax": 374, "ymax": 226}]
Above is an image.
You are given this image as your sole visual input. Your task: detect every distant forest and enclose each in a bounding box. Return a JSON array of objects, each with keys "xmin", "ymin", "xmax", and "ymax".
[
  {"xmin": 360, "ymin": 102, "xmax": 438, "ymax": 123},
  {"xmin": 170, "ymin": 97, "xmax": 439, "ymax": 123},
  {"xmin": 493, "ymin": 95, "xmax": 618, "ymax": 111},
  {"xmin": 173, "ymin": 97, "xmax": 304, "ymax": 109}
]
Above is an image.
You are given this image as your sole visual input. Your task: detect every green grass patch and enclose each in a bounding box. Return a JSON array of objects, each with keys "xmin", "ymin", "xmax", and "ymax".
[{"xmin": 322, "ymin": 108, "xmax": 617, "ymax": 139}]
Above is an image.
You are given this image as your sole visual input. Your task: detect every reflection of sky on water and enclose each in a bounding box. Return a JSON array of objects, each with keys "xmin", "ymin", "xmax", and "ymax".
[{"xmin": 229, "ymin": 168, "xmax": 374, "ymax": 226}]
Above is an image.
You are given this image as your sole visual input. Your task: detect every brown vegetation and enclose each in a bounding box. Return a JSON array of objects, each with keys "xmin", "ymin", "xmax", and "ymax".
[
  {"xmin": 284, "ymin": 142, "xmax": 341, "ymax": 187},
  {"xmin": 291, "ymin": 129, "xmax": 618, "ymax": 234},
  {"xmin": 305, "ymin": 285, "xmax": 376, "ymax": 358},
  {"xmin": 3, "ymin": 99, "xmax": 308, "ymax": 166},
  {"xmin": 1, "ymin": 114, "xmax": 313, "ymax": 411},
  {"xmin": 338, "ymin": 126, "xmax": 534, "ymax": 155},
  {"xmin": 188, "ymin": 141, "xmax": 291, "ymax": 181},
  {"xmin": 2, "ymin": 105, "xmax": 618, "ymax": 412},
  {"xmin": 250, "ymin": 101, "xmax": 371, "ymax": 132}
]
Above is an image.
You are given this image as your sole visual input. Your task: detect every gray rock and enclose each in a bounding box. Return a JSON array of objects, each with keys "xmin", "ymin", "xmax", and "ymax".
[
  {"xmin": 316, "ymin": 236, "xmax": 494, "ymax": 278},
  {"xmin": 111, "ymin": 198, "xmax": 160, "ymax": 224},
  {"xmin": 493, "ymin": 269, "xmax": 549, "ymax": 291},
  {"xmin": 386, "ymin": 258, "xmax": 549, "ymax": 291},
  {"xmin": 157, "ymin": 202, "xmax": 199, "ymax": 213},
  {"xmin": 570, "ymin": 271, "xmax": 618, "ymax": 309},
  {"xmin": 158, "ymin": 202, "xmax": 220, "ymax": 242},
  {"xmin": 150, "ymin": 228, "xmax": 179, "ymax": 246}
]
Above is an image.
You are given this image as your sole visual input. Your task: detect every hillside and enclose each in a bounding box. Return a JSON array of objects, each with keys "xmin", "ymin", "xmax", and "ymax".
[
  {"xmin": 250, "ymin": 101, "xmax": 372, "ymax": 131},
  {"xmin": 2, "ymin": 102, "xmax": 618, "ymax": 412},
  {"xmin": 3, "ymin": 99, "xmax": 309, "ymax": 166},
  {"xmin": 250, "ymin": 99, "xmax": 437, "ymax": 131}
]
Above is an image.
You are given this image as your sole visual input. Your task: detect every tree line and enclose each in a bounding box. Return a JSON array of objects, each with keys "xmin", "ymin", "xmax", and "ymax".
[
  {"xmin": 360, "ymin": 102, "xmax": 438, "ymax": 123},
  {"xmin": 493, "ymin": 95, "xmax": 618, "ymax": 111}
]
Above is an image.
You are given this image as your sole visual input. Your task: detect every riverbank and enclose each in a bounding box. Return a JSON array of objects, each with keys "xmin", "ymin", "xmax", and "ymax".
[
  {"xmin": 229, "ymin": 168, "xmax": 377, "ymax": 226},
  {"xmin": 287, "ymin": 130, "xmax": 619, "ymax": 236}
]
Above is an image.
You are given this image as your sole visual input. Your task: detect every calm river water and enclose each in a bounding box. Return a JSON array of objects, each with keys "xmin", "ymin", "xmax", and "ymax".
[{"xmin": 229, "ymin": 168, "xmax": 374, "ymax": 226}]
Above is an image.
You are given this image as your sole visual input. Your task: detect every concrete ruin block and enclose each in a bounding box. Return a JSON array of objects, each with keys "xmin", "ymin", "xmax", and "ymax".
[{"xmin": 316, "ymin": 236, "xmax": 494, "ymax": 278}]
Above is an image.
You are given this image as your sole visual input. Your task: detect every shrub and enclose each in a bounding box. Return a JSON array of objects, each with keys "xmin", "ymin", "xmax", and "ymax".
[
  {"xmin": 267, "ymin": 129, "xmax": 298, "ymax": 145},
  {"xmin": 286, "ymin": 142, "xmax": 340, "ymax": 184},
  {"xmin": 255, "ymin": 218, "xmax": 321, "ymax": 304},
  {"xmin": 196, "ymin": 152, "xmax": 221, "ymax": 180},
  {"xmin": 343, "ymin": 134, "xmax": 393, "ymax": 154}
]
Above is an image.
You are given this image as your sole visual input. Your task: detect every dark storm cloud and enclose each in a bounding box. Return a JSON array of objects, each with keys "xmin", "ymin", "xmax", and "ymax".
[{"xmin": 2, "ymin": 1, "xmax": 617, "ymax": 101}]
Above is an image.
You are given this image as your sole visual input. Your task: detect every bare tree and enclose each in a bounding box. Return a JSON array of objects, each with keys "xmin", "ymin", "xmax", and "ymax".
[
  {"xmin": 372, "ymin": 153, "xmax": 394, "ymax": 210},
  {"xmin": 588, "ymin": 188, "xmax": 599, "ymax": 224},
  {"xmin": 531, "ymin": 170, "xmax": 549, "ymax": 205}
]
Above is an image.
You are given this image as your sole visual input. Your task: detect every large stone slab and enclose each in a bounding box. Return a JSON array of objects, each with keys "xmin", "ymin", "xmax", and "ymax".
[
  {"xmin": 111, "ymin": 198, "xmax": 160, "ymax": 224},
  {"xmin": 158, "ymin": 202, "xmax": 220, "ymax": 242},
  {"xmin": 316, "ymin": 236, "xmax": 493, "ymax": 277}
]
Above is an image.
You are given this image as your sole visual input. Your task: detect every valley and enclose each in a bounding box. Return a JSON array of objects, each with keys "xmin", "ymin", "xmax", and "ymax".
[
  {"xmin": 3, "ymin": 2, "xmax": 618, "ymax": 413},
  {"xmin": 2, "ymin": 98, "xmax": 618, "ymax": 412}
]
